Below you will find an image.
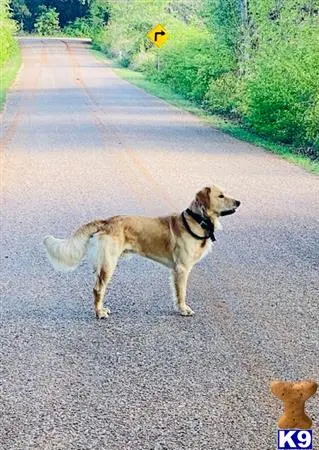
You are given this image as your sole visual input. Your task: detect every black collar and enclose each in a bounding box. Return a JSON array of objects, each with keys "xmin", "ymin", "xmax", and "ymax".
[{"xmin": 181, "ymin": 209, "xmax": 216, "ymax": 242}]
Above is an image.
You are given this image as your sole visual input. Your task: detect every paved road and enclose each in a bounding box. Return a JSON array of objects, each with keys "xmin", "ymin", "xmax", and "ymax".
[{"xmin": 1, "ymin": 38, "xmax": 318, "ymax": 450}]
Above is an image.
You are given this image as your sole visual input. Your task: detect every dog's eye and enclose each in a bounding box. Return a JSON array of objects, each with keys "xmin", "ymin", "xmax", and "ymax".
[{"xmin": 218, "ymin": 194, "xmax": 224, "ymax": 198}]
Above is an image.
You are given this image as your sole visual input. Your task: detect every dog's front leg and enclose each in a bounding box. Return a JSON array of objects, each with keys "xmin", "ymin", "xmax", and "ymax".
[{"xmin": 172, "ymin": 266, "xmax": 194, "ymax": 316}]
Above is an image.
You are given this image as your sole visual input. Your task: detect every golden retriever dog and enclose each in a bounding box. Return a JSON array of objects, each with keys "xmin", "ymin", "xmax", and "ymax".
[{"xmin": 43, "ymin": 186, "xmax": 240, "ymax": 319}]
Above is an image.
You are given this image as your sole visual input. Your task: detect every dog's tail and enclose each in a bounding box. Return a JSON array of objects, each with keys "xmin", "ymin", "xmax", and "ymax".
[{"xmin": 43, "ymin": 220, "xmax": 105, "ymax": 272}]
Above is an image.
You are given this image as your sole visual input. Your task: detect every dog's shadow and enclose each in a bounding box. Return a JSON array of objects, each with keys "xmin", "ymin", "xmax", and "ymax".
[{"xmin": 3, "ymin": 300, "xmax": 183, "ymax": 327}]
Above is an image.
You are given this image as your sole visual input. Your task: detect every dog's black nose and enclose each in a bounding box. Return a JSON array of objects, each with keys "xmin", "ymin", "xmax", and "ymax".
[{"xmin": 235, "ymin": 200, "xmax": 241, "ymax": 207}]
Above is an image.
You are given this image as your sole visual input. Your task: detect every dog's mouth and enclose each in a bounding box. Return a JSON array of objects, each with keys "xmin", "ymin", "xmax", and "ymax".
[
  {"xmin": 220, "ymin": 200, "xmax": 241, "ymax": 217},
  {"xmin": 220, "ymin": 209, "xmax": 236, "ymax": 216}
]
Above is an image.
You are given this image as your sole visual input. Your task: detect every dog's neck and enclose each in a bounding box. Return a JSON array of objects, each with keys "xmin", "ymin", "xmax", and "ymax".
[{"xmin": 188, "ymin": 201, "xmax": 223, "ymax": 231}]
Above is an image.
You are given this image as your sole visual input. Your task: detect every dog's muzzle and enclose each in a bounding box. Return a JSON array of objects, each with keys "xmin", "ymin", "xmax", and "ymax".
[{"xmin": 220, "ymin": 200, "xmax": 241, "ymax": 216}]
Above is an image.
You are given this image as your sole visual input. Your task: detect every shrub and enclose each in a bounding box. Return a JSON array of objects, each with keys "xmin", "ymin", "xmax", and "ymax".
[
  {"xmin": 64, "ymin": 17, "xmax": 104, "ymax": 43},
  {"xmin": 64, "ymin": 17, "xmax": 93, "ymax": 38},
  {"xmin": 103, "ymin": 21, "xmax": 151, "ymax": 67},
  {"xmin": 304, "ymin": 93, "xmax": 319, "ymax": 155},
  {"xmin": 241, "ymin": 26, "xmax": 319, "ymax": 148},
  {"xmin": 100, "ymin": 0, "xmax": 170, "ymax": 66},
  {"xmin": 147, "ymin": 23, "xmax": 234, "ymax": 103},
  {"xmin": 34, "ymin": 6, "xmax": 60, "ymax": 36},
  {"xmin": 205, "ymin": 72, "xmax": 240, "ymax": 116},
  {"xmin": 131, "ymin": 50, "xmax": 157, "ymax": 72},
  {"xmin": 0, "ymin": 1, "xmax": 18, "ymax": 66}
]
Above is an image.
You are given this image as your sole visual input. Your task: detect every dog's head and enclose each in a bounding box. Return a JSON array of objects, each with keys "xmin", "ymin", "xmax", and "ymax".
[{"xmin": 192, "ymin": 186, "xmax": 240, "ymax": 228}]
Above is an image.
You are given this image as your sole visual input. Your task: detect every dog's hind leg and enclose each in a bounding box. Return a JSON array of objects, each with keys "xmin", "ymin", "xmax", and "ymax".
[
  {"xmin": 93, "ymin": 264, "xmax": 117, "ymax": 319},
  {"xmin": 92, "ymin": 235, "xmax": 122, "ymax": 319},
  {"xmin": 172, "ymin": 266, "xmax": 194, "ymax": 316}
]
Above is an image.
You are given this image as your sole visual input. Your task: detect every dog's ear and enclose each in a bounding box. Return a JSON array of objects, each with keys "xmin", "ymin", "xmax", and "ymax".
[{"xmin": 196, "ymin": 187, "xmax": 211, "ymax": 212}]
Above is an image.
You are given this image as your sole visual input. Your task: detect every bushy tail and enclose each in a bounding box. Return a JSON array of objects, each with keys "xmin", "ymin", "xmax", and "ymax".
[{"xmin": 43, "ymin": 220, "xmax": 105, "ymax": 272}]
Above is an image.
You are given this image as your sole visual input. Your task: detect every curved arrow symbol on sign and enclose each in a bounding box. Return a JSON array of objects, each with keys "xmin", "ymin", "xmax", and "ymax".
[{"xmin": 154, "ymin": 30, "xmax": 165, "ymax": 41}]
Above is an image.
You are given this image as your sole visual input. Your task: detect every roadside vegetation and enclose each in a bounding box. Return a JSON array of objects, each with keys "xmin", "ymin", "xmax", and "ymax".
[
  {"xmin": 0, "ymin": 1, "xmax": 20, "ymax": 109},
  {"xmin": 7, "ymin": 0, "xmax": 319, "ymax": 169}
]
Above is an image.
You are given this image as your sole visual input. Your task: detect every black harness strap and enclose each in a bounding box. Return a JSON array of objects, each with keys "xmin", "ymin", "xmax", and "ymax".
[
  {"xmin": 181, "ymin": 211, "xmax": 207, "ymax": 241},
  {"xmin": 181, "ymin": 209, "xmax": 216, "ymax": 242}
]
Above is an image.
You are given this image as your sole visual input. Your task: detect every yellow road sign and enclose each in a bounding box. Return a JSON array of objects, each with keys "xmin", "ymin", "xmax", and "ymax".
[{"xmin": 147, "ymin": 24, "xmax": 169, "ymax": 48}]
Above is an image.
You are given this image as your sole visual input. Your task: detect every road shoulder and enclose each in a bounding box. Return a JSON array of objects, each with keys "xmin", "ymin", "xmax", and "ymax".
[{"xmin": 0, "ymin": 45, "xmax": 21, "ymax": 111}]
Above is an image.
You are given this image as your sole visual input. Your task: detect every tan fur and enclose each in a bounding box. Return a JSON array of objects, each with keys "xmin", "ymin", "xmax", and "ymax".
[{"xmin": 43, "ymin": 185, "xmax": 240, "ymax": 319}]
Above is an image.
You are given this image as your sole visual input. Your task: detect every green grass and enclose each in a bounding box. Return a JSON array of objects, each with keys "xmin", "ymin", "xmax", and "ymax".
[
  {"xmin": 91, "ymin": 48, "xmax": 318, "ymax": 175},
  {"xmin": 0, "ymin": 46, "xmax": 21, "ymax": 110}
]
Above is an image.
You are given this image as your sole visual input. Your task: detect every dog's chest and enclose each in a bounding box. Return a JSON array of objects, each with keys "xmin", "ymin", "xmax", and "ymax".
[{"xmin": 197, "ymin": 239, "xmax": 213, "ymax": 261}]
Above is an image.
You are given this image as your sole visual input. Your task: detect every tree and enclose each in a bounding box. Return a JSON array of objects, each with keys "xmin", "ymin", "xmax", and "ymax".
[
  {"xmin": 10, "ymin": 0, "xmax": 31, "ymax": 30},
  {"xmin": 89, "ymin": 0, "xmax": 110, "ymax": 26},
  {"xmin": 9, "ymin": 1, "xmax": 91, "ymax": 30},
  {"xmin": 34, "ymin": 5, "xmax": 60, "ymax": 35},
  {"xmin": 165, "ymin": 0, "xmax": 203, "ymax": 24}
]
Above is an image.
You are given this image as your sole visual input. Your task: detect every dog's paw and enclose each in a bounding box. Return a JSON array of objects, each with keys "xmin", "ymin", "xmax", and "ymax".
[
  {"xmin": 96, "ymin": 307, "xmax": 110, "ymax": 319},
  {"xmin": 180, "ymin": 305, "xmax": 195, "ymax": 316}
]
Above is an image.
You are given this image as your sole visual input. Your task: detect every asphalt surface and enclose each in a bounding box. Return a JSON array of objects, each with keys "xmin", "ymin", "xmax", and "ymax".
[{"xmin": 1, "ymin": 38, "xmax": 318, "ymax": 450}]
